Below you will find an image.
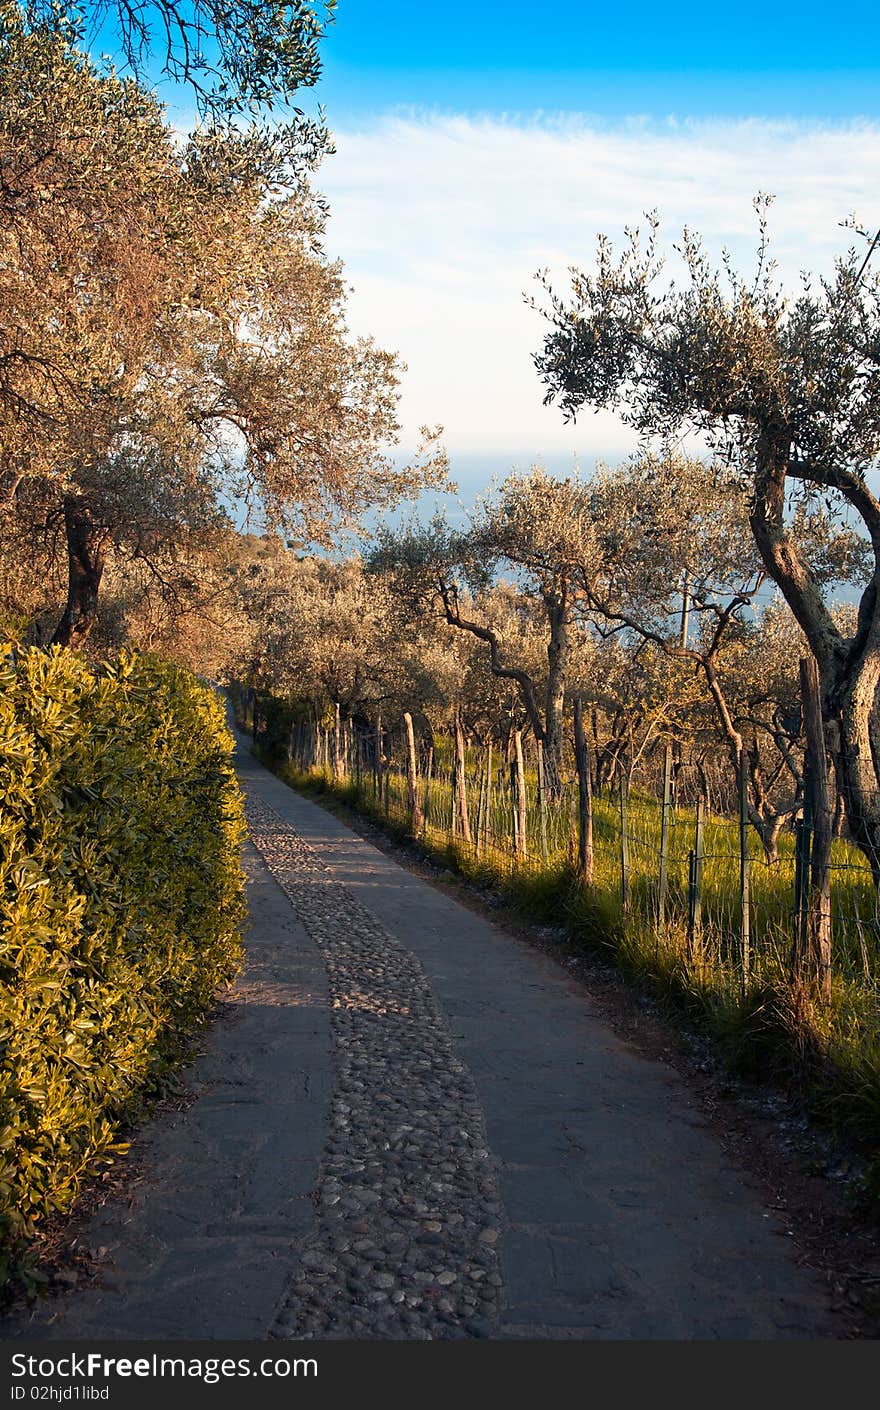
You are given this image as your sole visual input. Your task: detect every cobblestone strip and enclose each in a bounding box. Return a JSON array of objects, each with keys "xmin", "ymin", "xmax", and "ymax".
[{"xmin": 244, "ymin": 791, "xmax": 505, "ymax": 1340}]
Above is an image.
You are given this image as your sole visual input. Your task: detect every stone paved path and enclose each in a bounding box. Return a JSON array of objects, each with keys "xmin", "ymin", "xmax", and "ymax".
[{"xmin": 5, "ymin": 730, "xmax": 843, "ymax": 1340}]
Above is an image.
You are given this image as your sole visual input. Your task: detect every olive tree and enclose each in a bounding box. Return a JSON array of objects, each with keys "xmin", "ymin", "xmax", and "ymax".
[
  {"xmin": 574, "ymin": 453, "xmax": 866, "ymax": 857},
  {"xmin": 369, "ymin": 469, "xmax": 601, "ymax": 792},
  {"xmin": 533, "ymin": 200, "xmax": 880, "ymax": 875},
  {"xmin": 1, "ymin": 13, "xmax": 445, "ymax": 646}
]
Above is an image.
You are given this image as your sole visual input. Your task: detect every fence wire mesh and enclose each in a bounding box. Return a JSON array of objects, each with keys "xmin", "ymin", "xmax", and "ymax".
[{"xmin": 279, "ymin": 716, "xmax": 878, "ymax": 993}]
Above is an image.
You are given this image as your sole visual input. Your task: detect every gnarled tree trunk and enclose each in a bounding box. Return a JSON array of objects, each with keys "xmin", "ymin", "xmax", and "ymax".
[
  {"xmin": 749, "ymin": 427, "xmax": 880, "ymax": 882},
  {"xmin": 828, "ymin": 653, "xmax": 880, "ymax": 882},
  {"xmin": 51, "ymin": 498, "xmax": 109, "ymax": 649}
]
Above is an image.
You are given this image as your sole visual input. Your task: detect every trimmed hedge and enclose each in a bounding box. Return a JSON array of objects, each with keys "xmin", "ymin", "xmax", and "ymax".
[{"xmin": 0, "ymin": 648, "xmax": 246, "ymax": 1286}]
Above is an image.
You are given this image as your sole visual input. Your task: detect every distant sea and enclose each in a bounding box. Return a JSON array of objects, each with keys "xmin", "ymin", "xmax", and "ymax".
[{"xmin": 363, "ymin": 445, "xmax": 628, "ymax": 538}]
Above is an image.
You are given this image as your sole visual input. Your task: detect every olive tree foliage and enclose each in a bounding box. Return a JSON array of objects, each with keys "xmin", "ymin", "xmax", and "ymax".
[
  {"xmin": 31, "ymin": 0, "xmax": 336, "ymax": 118},
  {"xmin": 532, "ymin": 200, "xmax": 880, "ymax": 874},
  {"xmin": 226, "ymin": 544, "xmax": 495, "ymax": 752},
  {"xmin": 0, "ymin": 10, "xmax": 445, "ymax": 647},
  {"xmin": 569, "ymin": 629, "xmax": 702, "ymax": 794},
  {"xmin": 368, "ymin": 469, "xmax": 600, "ymax": 792},
  {"xmin": 82, "ymin": 527, "xmax": 244, "ymax": 670},
  {"xmin": 578, "ymin": 453, "xmax": 866, "ymax": 856},
  {"xmin": 230, "ymin": 537, "xmax": 565, "ymax": 769},
  {"xmin": 253, "ymin": 556, "xmax": 404, "ymax": 721}
]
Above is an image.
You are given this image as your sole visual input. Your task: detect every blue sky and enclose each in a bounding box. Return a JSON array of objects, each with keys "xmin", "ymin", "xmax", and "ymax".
[
  {"xmin": 143, "ymin": 2, "xmax": 880, "ymax": 495},
  {"xmin": 310, "ymin": 0, "xmax": 880, "ymax": 123},
  {"xmin": 300, "ymin": 1, "xmax": 880, "ymax": 493}
]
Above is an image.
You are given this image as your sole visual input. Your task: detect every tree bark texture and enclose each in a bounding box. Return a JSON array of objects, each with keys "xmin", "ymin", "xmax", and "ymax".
[
  {"xmin": 51, "ymin": 498, "xmax": 109, "ymax": 648},
  {"xmin": 749, "ymin": 429, "xmax": 880, "ymax": 880}
]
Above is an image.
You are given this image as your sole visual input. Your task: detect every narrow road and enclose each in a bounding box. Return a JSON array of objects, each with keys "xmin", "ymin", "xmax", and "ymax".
[{"xmin": 6, "ymin": 731, "xmax": 842, "ymax": 1340}]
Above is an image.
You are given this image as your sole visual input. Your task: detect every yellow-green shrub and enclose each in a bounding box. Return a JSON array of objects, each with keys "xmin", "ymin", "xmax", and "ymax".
[{"xmin": 0, "ymin": 648, "xmax": 246, "ymax": 1285}]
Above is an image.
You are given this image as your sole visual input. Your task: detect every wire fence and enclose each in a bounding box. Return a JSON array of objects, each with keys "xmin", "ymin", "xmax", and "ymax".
[{"xmin": 267, "ymin": 710, "xmax": 880, "ymax": 994}]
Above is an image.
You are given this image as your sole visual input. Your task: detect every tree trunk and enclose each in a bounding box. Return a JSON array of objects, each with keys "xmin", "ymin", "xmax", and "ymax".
[
  {"xmin": 439, "ymin": 577, "xmax": 569, "ymax": 797},
  {"xmin": 51, "ymin": 499, "xmax": 108, "ymax": 648},
  {"xmin": 830, "ymin": 655, "xmax": 880, "ymax": 882},
  {"xmin": 748, "ymin": 426, "xmax": 880, "ymax": 880},
  {"xmin": 590, "ymin": 707, "xmax": 603, "ymax": 794}
]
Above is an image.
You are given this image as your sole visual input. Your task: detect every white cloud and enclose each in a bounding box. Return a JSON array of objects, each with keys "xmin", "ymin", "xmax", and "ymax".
[{"xmin": 318, "ymin": 113, "xmax": 880, "ymax": 465}]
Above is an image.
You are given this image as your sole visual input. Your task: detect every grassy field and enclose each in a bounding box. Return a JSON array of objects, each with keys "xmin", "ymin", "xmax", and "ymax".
[{"xmin": 342, "ymin": 750, "xmax": 879, "ymax": 983}]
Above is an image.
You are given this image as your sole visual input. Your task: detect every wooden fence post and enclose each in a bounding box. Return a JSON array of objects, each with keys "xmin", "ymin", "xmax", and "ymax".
[
  {"xmin": 423, "ymin": 741, "xmax": 434, "ymax": 833},
  {"xmin": 482, "ymin": 740, "xmax": 493, "ymax": 855},
  {"xmin": 512, "ymin": 729, "xmax": 527, "ymax": 862},
  {"xmin": 454, "ymin": 709, "xmax": 472, "ymax": 844},
  {"xmin": 383, "ymin": 726, "xmax": 391, "ymax": 815},
  {"xmin": 619, "ymin": 764, "xmax": 631, "ymax": 911},
  {"xmin": 799, "ymin": 657, "xmax": 832, "ymax": 1000},
  {"xmin": 739, "ymin": 748, "xmax": 751, "ymax": 992},
  {"xmin": 403, "ymin": 712, "xmax": 423, "ymax": 835},
  {"xmin": 687, "ymin": 795, "xmax": 704, "ymax": 958},
  {"xmin": 476, "ymin": 746, "xmax": 487, "ymax": 857},
  {"xmin": 658, "ymin": 742, "xmax": 673, "ymax": 927},
  {"xmin": 793, "ymin": 818, "xmax": 805, "ymax": 959},
  {"xmin": 573, "ymin": 698, "xmax": 594, "ymax": 884},
  {"xmin": 536, "ymin": 740, "xmax": 549, "ymax": 864},
  {"xmin": 332, "ymin": 702, "xmax": 342, "ymax": 779},
  {"xmin": 373, "ymin": 716, "xmax": 382, "ymax": 803}
]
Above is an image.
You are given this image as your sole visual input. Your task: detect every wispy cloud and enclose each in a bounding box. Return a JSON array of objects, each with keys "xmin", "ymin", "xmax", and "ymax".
[{"xmin": 318, "ymin": 113, "xmax": 880, "ymax": 468}]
